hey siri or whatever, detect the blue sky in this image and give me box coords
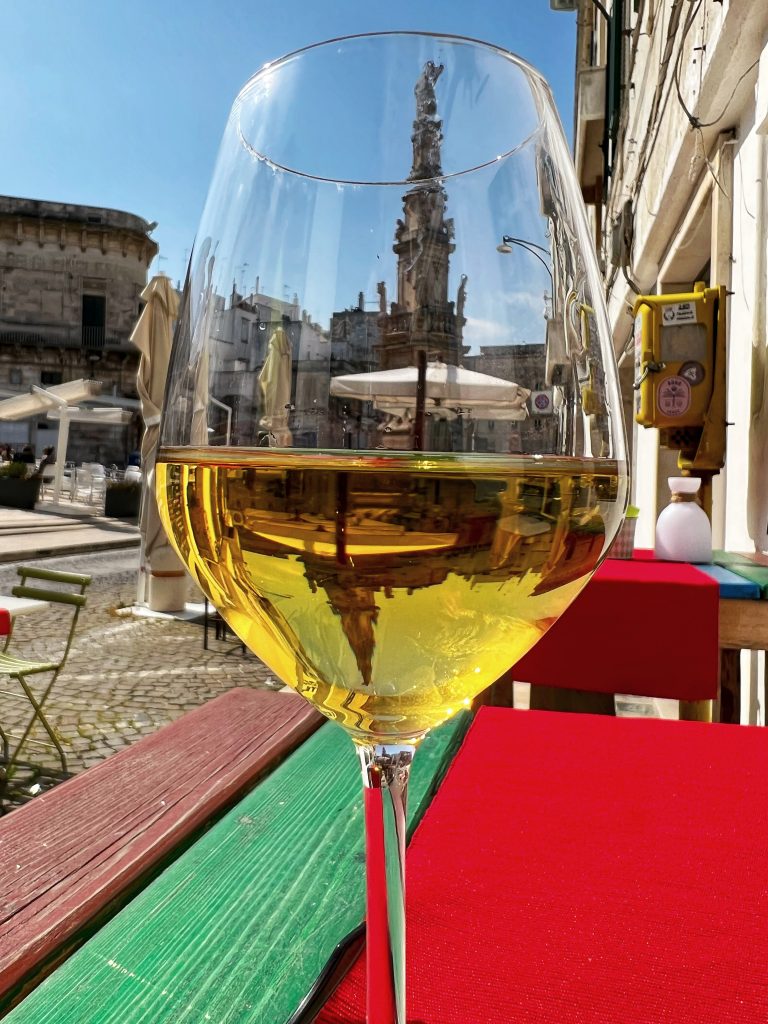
[0,2,576,288]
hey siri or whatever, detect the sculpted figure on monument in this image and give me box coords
[456,275,468,322]
[414,61,444,118]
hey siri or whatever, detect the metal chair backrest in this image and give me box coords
[10,567,92,664]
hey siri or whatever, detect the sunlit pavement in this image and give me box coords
[0,549,278,778]
[0,503,140,563]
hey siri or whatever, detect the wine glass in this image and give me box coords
[157,32,628,1024]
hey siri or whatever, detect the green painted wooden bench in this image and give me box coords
[0,688,321,1015]
[3,711,469,1024]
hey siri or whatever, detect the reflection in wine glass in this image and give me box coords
[156,33,628,1024]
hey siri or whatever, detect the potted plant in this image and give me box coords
[104,478,142,519]
[0,461,41,510]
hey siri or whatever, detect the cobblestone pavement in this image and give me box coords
[0,549,279,778]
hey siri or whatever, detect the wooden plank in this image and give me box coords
[710,556,768,598]
[743,552,768,568]
[719,600,768,650]
[695,563,762,599]
[5,713,470,1024]
[0,688,321,1012]
[713,549,768,569]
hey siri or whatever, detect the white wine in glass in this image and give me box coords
[157,32,628,1024]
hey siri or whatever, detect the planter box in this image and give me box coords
[0,476,41,510]
[104,487,141,519]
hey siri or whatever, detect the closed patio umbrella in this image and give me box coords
[259,325,293,446]
[131,273,186,609]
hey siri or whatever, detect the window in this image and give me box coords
[240,317,249,343]
[81,294,106,349]
[41,371,63,386]
[9,368,22,386]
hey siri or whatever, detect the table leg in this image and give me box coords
[718,648,741,724]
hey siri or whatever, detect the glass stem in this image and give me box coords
[358,743,415,1024]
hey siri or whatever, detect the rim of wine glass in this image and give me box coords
[234,29,554,188]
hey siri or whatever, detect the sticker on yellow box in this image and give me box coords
[657,375,691,416]
[662,301,697,326]
[680,360,706,386]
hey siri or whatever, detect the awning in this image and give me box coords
[46,407,132,425]
[0,380,102,421]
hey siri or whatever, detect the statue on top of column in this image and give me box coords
[409,61,445,182]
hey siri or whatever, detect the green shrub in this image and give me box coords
[0,461,29,479]
[106,479,142,492]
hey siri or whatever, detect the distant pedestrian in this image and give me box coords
[33,446,56,478]
[0,445,12,462]
[13,445,35,465]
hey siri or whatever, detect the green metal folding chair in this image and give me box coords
[0,567,91,785]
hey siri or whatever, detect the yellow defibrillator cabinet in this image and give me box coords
[633,282,726,475]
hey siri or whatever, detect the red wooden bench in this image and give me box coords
[0,687,320,1013]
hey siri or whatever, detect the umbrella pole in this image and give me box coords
[413,350,427,452]
[51,409,70,505]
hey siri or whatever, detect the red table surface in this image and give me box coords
[508,556,719,700]
[320,707,768,1023]
[0,609,9,636]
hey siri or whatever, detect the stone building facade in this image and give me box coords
[0,195,158,463]
[571,1,768,718]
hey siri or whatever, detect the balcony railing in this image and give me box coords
[81,326,106,350]
[0,326,134,351]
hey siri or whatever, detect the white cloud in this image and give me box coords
[464,296,547,350]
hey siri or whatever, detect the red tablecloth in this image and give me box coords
[0,609,9,636]
[508,556,719,700]
[320,707,768,1023]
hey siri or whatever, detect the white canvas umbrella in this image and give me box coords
[46,407,131,425]
[130,274,185,607]
[259,325,293,446]
[0,379,102,422]
[0,380,106,504]
[330,362,530,418]
[189,241,217,446]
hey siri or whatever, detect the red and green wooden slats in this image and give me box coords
[0,688,321,1014]
[5,712,469,1024]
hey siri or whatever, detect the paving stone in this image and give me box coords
[0,548,277,780]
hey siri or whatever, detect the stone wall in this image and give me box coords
[0,195,156,465]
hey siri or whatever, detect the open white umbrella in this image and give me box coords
[0,379,102,421]
[259,325,293,446]
[330,361,530,418]
[0,380,108,503]
[131,274,185,608]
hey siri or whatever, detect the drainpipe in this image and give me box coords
[747,131,768,551]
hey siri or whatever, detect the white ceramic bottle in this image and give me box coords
[654,477,712,563]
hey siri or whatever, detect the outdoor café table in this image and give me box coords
[488,553,722,719]
[0,595,50,620]
[319,706,768,1022]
